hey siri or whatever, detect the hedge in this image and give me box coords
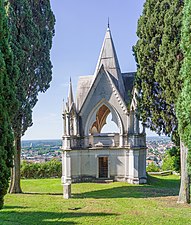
[21,159,62,179]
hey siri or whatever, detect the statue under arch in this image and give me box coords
[61,26,147,198]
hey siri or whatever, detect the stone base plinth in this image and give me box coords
[63,183,71,199]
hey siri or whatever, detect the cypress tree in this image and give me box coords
[8,0,55,193]
[134,0,183,139]
[176,0,191,203]
[133,0,189,203]
[0,0,17,209]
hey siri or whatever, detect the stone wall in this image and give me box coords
[62,148,147,184]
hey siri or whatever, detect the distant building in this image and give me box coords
[61,25,147,198]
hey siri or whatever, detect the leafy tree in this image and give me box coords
[0,0,17,209]
[133,0,187,202]
[8,0,55,193]
[146,162,160,172]
[162,147,180,172]
[176,0,191,204]
[162,154,175,171]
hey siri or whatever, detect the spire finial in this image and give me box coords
[107,17,110,29]
[68,77,74,109]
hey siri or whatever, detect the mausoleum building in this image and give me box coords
[61,25,147,198]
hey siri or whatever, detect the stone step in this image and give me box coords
[94,179,114,183]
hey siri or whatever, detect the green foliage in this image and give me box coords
[146,162,160,172]
[0,0,17,209]
[162,153,175,172]
[169,146,180,172]
[134,0,183,142]
[8,0,55,137]
[162,147,180,172]
[176,0,191,174]
[7,0,55,193]
[21,159,62,179]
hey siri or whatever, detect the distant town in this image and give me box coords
[21,139,62,163]
[21,136,174,167]
[146,136,174,167]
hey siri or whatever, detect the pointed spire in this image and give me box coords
[68,77,74,109]
[94,24,121,80]
[94,24,126,98]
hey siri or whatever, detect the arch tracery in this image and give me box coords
[85,99,123,137]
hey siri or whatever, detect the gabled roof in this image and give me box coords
[105,70,128,114]
[76,75,94,112]
[79,66,128,115]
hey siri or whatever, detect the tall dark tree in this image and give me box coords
[0,0,17,208]
[134,0,183,138]
[8,0,55,193]
[133,0,188,202]
[176,0,191,204]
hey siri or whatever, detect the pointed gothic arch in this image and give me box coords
[90,104,110,134]
[84,99,123,136]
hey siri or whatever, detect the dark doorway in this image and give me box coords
[99,157,108,178]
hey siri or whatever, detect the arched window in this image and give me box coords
[90,105,119,134]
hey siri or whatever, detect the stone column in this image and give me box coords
[124,150,129,181]
[63,136,72,150]
[66,113,70,136]
[128,150,139,184]
[62,150,72,199]
[134,110,139,134]
[128,111,134,134]
[73,116,77,135]
[127,113,131,133]
[138,149,147,184]
[63,113,73,150]
[133,150,139,179]
[63,183,71,199]
[63,114,66,135]
[119,134,123,147]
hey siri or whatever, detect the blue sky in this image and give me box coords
[22,0,158,140]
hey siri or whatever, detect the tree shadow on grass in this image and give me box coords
[73,175,180,199]
[0,210,117,225]
[23,192,63,196]
[3,205,28,209]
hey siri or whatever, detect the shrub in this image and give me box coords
[146,162,160,172]
[162,155,175,171]
[21,159,62,179]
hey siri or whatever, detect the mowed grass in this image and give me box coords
[1,175,191,225]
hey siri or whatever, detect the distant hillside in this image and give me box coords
[21,139,62,148]
[146,136,171,142]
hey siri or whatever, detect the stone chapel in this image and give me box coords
[61,25,147,198]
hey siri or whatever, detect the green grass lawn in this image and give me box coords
[1,175,191,225]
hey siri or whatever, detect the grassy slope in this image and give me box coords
[1,175,191,225]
